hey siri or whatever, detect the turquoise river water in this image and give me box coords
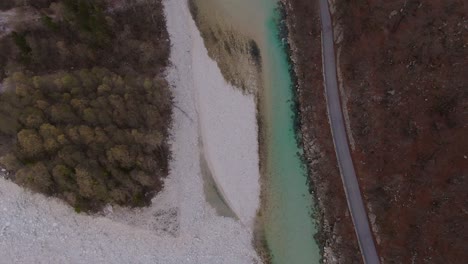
[262,4,321,264]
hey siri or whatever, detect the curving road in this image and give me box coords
[318,0,380,263]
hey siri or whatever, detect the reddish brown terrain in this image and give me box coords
[286,0,467,263]
[335,0,468,263]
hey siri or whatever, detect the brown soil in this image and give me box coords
[283,0,361,263]
[285,0,467,263]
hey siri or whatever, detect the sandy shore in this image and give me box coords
[0,0,261,263]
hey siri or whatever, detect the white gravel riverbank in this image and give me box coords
[0,0,261,263]
[192,15,261,230]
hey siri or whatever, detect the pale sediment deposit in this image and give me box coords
[0,0,261,263]
[193,26,261,228]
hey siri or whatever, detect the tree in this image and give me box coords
[144,105,163,129]
[135,154,158,173]
[57,134,70,145]
[35,99,49,110]
[61,73,80,90]
[39,123,61,138]
[58,145,85,168]
[52,164,75,190]
[70,98,87,111]
[66,126,81,143]
[19,107,44,128]
[107,144,134,169]
[44,138,60,153]
[75,164,94,198]
[0,153,22,171]
[82,108,97,124]
[77,69,97,90]
[32,75,49,90]
[130,169,155,187]
[75,164,108,201]
[17,129,44,158]
[15,162,52,193]
[50,104,78,124]
[78,125,94,144]
[144,131,163,151]
[94,127,109,144]
[97,84,111,95]
[15,83,31,97]
[0,112,19,136]
[97,110,112,126]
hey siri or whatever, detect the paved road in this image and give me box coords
[318,0,380,263]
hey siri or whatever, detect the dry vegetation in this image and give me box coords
[188,0,262,94]
[0,0,172,212]
[335,0,467,262]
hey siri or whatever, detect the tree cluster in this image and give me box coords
[0,0,169,79]
[0,68,171,211]
[0,0,171,211]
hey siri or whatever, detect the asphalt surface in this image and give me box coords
[318,0,380,263]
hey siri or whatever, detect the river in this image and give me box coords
[193,0,322,263]
[261,3,321,264]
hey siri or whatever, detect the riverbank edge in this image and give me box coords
[280,0,361,263]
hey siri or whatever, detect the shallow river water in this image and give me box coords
[261,3,321,264]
